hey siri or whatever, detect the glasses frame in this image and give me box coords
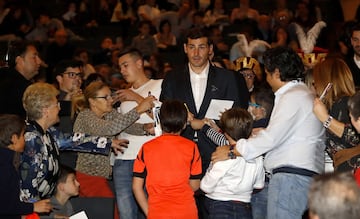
[62,72,83,79]
[248,102,261,108]
[94,95,113,100]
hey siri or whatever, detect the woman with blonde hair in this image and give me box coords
[20,82,61,202]
[313,57,359,172]
[72,81,155,198]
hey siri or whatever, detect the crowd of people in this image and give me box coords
[2,0,360,219]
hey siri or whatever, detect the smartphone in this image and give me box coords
[319,82,333,102]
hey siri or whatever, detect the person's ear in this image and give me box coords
[136,59,143,69]
[273,68,281,79]
[15,55,22,66]
[8,134,19,150]
[183,43,188,54]
[56,75,63,84]
[208,44,214,55]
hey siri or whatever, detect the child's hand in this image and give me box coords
[33,199,51,213]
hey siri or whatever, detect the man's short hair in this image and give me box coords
[184,27,212,45]
[8,41,38,68]
[118,48,143,61]
[263,46,304,82]
[160,100,187,133]
[308,171,360,219]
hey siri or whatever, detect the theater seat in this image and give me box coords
[70,197,115,219]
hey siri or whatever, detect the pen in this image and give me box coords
[184,103,189,112]
[147,91,152,113]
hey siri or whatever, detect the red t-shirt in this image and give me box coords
[133,134,202,219]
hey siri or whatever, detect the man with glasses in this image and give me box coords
[0,41,42,117]
[53,59,83,168]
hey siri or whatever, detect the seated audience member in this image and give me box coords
[133,100,202,219]
[153,19,176,51]
[131,20,157,59]
[308,171,360,219]
[20,83,61,202]
[0,114,51,219]
[48,165,80,218]
[73,48,96,79]
[200,108,264,219]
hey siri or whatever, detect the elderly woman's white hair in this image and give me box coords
[22,82,59,121]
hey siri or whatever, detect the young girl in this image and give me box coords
[0,114,51,219]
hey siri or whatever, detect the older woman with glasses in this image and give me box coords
[72,81,155,198]
[19,82,61,203]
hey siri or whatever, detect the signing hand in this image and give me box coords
[136,96,156,114]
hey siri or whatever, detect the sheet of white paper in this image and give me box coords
[205,99,234,120]
[70,211,88,219]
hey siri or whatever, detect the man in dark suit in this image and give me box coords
[160,27,249,218]
[0,41,42,118]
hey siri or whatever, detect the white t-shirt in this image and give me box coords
[115,79,163,160]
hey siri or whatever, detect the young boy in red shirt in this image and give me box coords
[133,100,202,219]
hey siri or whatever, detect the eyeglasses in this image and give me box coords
[94,95,113,100]
[248,102,261,108]
[62,72,83,79]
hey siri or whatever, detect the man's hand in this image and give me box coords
[114,89,144,103]
[211,145,231,163]
[111,139,129,155]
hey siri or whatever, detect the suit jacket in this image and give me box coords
[0,67,32,118]
[160,63,249,174]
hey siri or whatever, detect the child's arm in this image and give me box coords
[189,179,200,191]
[132,177,148,216]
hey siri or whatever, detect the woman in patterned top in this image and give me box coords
[313,57,359,172]
[20,82,61,203]
[72,81,154,197]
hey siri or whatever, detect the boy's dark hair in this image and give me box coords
[0,114,25,148]
[57,165,76,184]
[263,46,305,82]
[160,100,187,133]
[185,27,212,45]
[252,84,275,119]
[220,108,253,141]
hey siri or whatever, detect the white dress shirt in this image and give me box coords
[236,81,326,173]
[189,62,210,112]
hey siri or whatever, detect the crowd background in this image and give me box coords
[0,0,356,86]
